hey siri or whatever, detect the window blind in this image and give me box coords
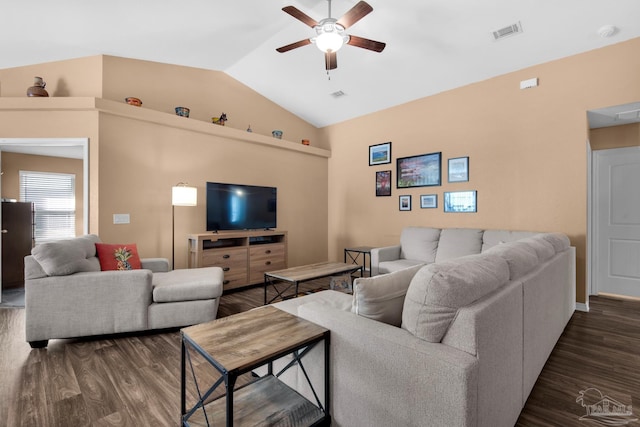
[19,170,76,244]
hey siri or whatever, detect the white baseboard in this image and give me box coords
[575,302,589,312]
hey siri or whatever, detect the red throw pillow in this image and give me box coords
[95,243,142,271]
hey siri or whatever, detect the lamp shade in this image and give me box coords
[172,185,197,206]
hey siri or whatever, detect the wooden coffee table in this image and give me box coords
[181,305,330,426]
[263,261,363,305]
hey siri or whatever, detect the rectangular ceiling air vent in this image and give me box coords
[492,21,523,41]
[330,90,346,98]
[615,109,640,121]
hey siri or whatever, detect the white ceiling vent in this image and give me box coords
[492,22,523,41]
[615,109,640,121]
[331,90,346,98]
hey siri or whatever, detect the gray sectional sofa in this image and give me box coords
[273,227,575,427]
[24,234,223,347]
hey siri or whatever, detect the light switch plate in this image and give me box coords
[113,213,130,224]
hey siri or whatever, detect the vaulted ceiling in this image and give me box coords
[2,1,640,127]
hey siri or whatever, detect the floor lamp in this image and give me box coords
[172,183,197,270]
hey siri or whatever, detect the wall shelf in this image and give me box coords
[0,97,331,158]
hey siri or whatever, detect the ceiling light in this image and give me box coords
[313,19,349,53]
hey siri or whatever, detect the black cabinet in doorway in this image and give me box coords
[2,201,34,289]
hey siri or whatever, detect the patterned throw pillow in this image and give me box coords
[95,243,142,271]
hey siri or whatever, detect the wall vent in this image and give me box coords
[615,109,640,121]
[492,21,523,41]
[330,90,346,98]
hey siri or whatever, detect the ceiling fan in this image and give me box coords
[276,0,386,71]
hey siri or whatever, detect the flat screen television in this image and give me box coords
[206,182,277,232]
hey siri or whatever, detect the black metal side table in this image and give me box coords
[344,246,374,277]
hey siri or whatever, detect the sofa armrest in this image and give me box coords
[25,270,153,342]
[370,245,401,275]
[283,301,478,427]
[141,257,170,273]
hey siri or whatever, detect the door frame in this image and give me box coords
[589,145,640,302]
[0,137,89,297]
[584,140,593,312]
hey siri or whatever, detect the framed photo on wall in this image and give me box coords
[420,194,437,209]
[444,190,477,213]
[369,142,392,166]
[376,170,392,196]
[448,156,469,183]
[399,195,412,211]
[397,152,441,188]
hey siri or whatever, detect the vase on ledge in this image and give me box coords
[26,77,49,97]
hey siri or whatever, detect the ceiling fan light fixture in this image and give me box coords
[313,20,348,52]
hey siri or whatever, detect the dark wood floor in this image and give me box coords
[1,284,639,426]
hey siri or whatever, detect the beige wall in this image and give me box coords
[0,56,328,270]
[101,56,325,149]
[97,112,328,268]
[590,123,640,150]
[1,152,84,235]
[3,38,640,300]
[0,56,103,97]
[324,37,640,304]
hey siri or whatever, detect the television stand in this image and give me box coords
[188,230,288,291]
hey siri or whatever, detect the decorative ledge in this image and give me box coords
[0,97,331,159]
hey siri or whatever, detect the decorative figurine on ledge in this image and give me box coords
[27,76,49,97]
[212,113,227,126]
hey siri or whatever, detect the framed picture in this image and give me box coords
[397,152,441,188]
[376,170,392,196]
[448,156,469,183]
[399,195,412,211]
[444,190,477,213]
[420,194,437,209]
[369,142,392,166]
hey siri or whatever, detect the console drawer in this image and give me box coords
[249,244,286,283]
[202,247,248,289]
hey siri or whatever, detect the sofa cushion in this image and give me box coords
[153,267,223,302]
[378,258,426,274]
[95,243,142,271]
[539,233,570,253]
[518,236,555,262]
[484,241,539,280]
[481,230,539,252]
[31,234,102,276]
[402,253,510,343]
[351,264,424,327]
[434,228,484,263]
[399,227,441,263]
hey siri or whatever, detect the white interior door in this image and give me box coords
[594,146,640,297]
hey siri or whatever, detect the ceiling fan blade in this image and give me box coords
[276,39,312,53]
[325,51,337,70]
[282,6,319,28]
[347,35,386,52]
[336,1,373,29]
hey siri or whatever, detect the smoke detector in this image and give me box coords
[597,25,618,38]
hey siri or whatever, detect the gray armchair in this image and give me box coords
[25,235,223,348]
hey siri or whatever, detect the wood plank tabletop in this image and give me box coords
[265,261,361,282]
[181,306,328,373]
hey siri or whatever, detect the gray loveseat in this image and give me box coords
[272,227,575,427]
[24,234,223,348]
